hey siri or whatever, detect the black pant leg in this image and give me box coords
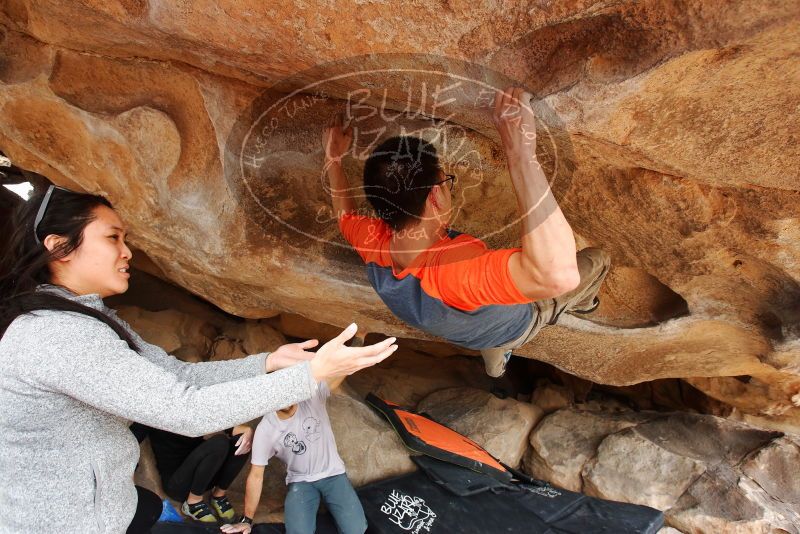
[164,434,229,501]
[126,486,162,534]
[210,434,250,490]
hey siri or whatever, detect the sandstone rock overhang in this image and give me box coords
[0,1,798,427]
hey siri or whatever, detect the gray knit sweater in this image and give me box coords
[0,286,316,534]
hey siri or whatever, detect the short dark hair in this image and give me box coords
[363,136,441,231]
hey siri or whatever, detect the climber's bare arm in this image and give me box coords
[494,88,580,300]
[323,113,356,218]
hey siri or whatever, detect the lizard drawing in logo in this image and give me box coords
[380,490,437,533]
[283,432,307,455]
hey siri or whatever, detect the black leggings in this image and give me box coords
[163,434,249,502]
[127,485,162,534]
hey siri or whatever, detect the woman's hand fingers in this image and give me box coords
[298,339,319,350]
[347,344,398,374]
[312,320,396,372]
[310,330,398,381]
[331,323,358,346]
[358,344,399,368]
[349,343,398,373]
[348,336,396,357]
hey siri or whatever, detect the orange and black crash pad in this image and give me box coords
[365,393,513,482]
[364,393,664,533]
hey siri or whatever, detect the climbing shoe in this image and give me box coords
[182,500,217,523]
[481,348,513,378]
[211,495,236,522]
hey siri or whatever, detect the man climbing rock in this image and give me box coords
[323,87,610,377]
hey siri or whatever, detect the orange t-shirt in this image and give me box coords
[339,214,531,311]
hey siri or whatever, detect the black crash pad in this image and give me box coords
[357,465,664,534]
[149,514,340,534]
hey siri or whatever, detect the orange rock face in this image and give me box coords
[1,2,798,428]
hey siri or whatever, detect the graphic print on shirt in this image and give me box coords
[380,489,437,533]
[283,432,307,455]
[303,417,321,442]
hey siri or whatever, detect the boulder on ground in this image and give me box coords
[529,405,798,533]
[582,427,707,510]
[523,408,650,491]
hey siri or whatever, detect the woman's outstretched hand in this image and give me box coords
[310,323,397,382]
[265,339,319,373]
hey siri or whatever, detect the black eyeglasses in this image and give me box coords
[435,174,457,192]
[33,184,72,245]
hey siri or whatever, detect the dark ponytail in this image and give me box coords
[0,186,139,351]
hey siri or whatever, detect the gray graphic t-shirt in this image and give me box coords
[251,381,346,484]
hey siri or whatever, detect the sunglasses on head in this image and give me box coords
[33,184,73,245]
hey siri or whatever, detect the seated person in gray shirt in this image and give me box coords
[220,375,365,534]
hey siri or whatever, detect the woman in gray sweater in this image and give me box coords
[0,185,397,534]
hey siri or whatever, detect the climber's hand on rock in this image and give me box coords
[266,339,319,372]
[310,323,397,381]
[493,87,537,159]
[323,112,353,164]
